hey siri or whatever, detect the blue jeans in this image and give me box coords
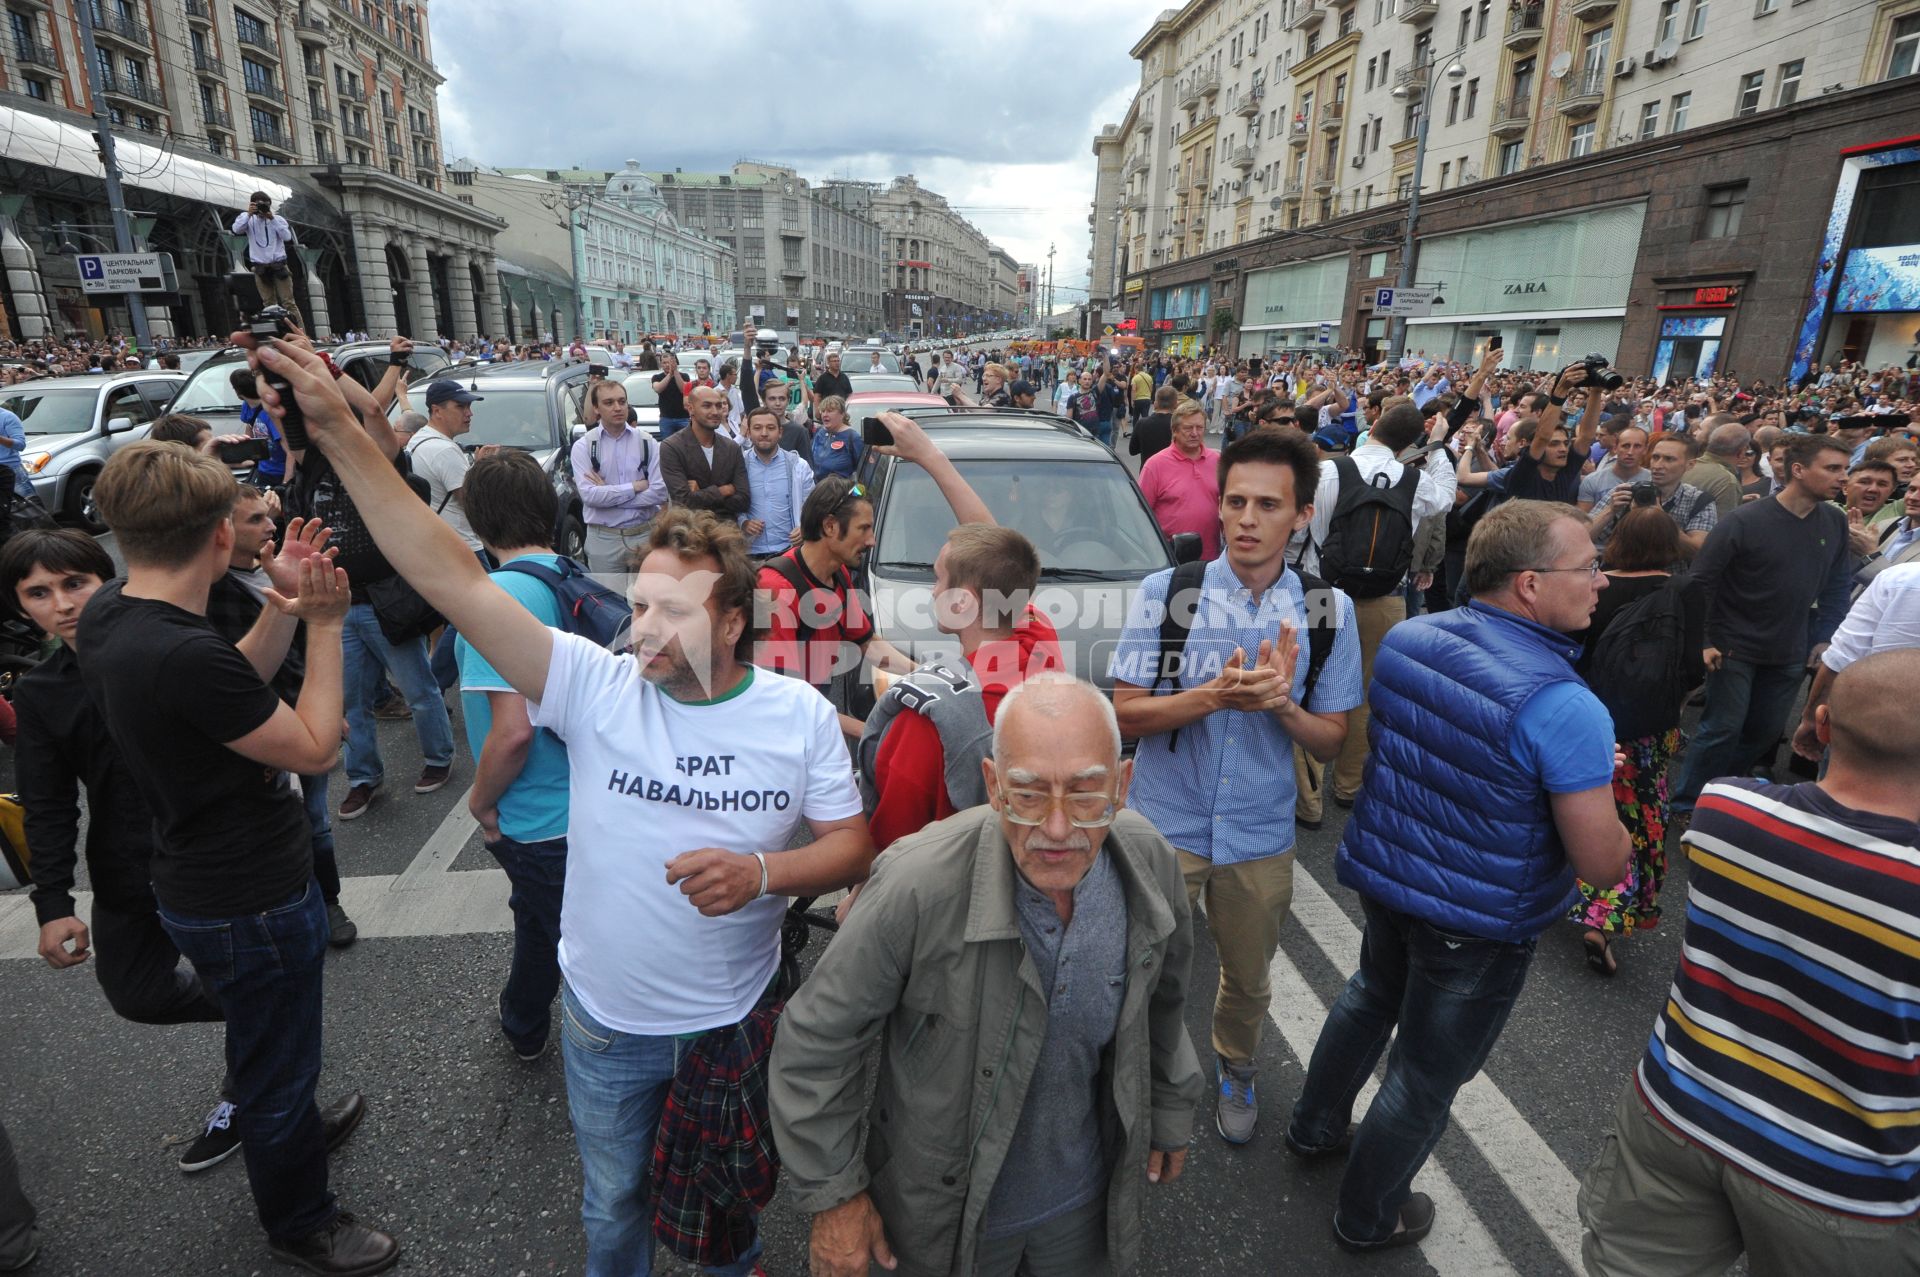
[658,416,689,439]
[560,983,762,1277]
[1094,418,1114,447]
[488,835,567,1055]
[158,881,335,1243]
[1669,656,1804,812]
[342,601,454,791]
[1288,894,1536,1245]
[300,772,339,904]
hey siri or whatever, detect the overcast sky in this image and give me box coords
[433,0,1167,312]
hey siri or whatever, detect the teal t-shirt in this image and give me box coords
[456,554,571,842]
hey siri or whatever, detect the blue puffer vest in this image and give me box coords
[1335,602,1588,942]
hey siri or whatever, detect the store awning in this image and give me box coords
[1,104,292,208]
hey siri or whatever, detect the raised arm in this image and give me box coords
[874,412,991,526]
[248,335,556,700]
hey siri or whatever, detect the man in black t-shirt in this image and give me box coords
[83,440,400,1275]
[807,350,852,416]
[1455,362,1601,506]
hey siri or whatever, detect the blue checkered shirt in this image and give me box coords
[1109,559,1364,863]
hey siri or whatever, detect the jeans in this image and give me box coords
[299,772,340,905]
[89,898,224,1026]
[488,835,567,1055]
[560,983,762,1277]
[1094,419,1114,447]
[658,416,689,439]
[1288,894,1537,1245]
[342,601,454,791]
[158,881,335,1243]
[1669,657,1804,811]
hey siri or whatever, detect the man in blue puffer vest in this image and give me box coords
[1285,499,1633,1254]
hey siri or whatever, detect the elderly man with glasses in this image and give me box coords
[771,674,1203,1277]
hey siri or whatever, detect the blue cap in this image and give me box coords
[425,379,482,408]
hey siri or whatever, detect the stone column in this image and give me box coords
[447,247,477,341]
[480,254,505,340]
[406,236,438,340]
[1,225,54,340]
[293,243,332,340]
[350,218,397,335]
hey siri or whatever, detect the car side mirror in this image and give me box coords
[106,416,135,434]
[1170,532,1203,565]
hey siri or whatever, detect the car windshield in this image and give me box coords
[849,350,900,373]
[2,387,97,435]
[877,459,1168,578]
[619,375,660,407]
[170,358,248,414]
[463,389,556,450]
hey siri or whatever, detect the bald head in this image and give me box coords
[1825,648,1920,776]
[1707,423,1751,458]
[992,674,1121,767]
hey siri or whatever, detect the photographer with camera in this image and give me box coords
[1584,431,1716,559]
[232,192,303,330]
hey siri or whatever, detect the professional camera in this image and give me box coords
[1631,482,1659,507]
[247,304,307,450]
[1582,352,1625,392]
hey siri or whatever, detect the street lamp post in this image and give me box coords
[73,0,153,353]
[1386,49,1468,365]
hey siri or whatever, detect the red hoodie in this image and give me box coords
[866,610,1065,851]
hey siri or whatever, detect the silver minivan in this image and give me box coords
[5,372,186,530]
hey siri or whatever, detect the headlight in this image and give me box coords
[23,452,51,474]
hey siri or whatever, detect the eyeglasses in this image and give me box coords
[1523,560,1603,578]
[997,785,1119,829]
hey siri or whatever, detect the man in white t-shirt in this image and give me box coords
[254,333,875,1277]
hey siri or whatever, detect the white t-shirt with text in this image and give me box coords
[527,633,862,1035]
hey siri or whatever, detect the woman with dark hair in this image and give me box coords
[1567,505,1706,975]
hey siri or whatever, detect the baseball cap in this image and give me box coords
[424,379,483,408]
[1009,379,1037,398]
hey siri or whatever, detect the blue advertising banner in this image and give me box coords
[1833,245,1920,314]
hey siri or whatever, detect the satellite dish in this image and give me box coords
[1654,36,1680,61]
[1548,51,1573,79]
[1269,197,1283,210]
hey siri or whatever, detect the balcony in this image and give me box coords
[1127,195,1147,215]
[15,39,59,70]
[1554,69,1606,115]
[1289,117,1311,147]
[1568,0,1617,17]
[243,78,285,105]
[100,74,164,108]
[236,26,279,58]
[295,12,330,42]
[1397,0,1438,22]
[1281,177,1305,200]
[780,264,807,280]
[1124,153,1148,179]
[90,10,151,49]
[778,224,803,239]
[252,121,295,153]
[1285,0,1326,30]
[338,78,365,102]
[201,103,231,129]
[1234,89,1263,118]
[184,0,210,22]
[1320,101,1345,131]
[1311,172,1336,193]
[192,49,223,77]
[1228,144,1255,171]
[1491,95,1531,135]
[343,119,370,141]
[1503,5,1544,49]
[1178,67,1219,109]
[1393,63,1429,98]
[304,56,325,80]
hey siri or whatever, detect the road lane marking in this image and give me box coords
[393,785,480,890]
[1287,865,1584,1273]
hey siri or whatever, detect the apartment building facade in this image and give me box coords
[0,0,503,341]
[829,174,1017,339]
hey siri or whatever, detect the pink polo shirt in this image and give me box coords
[1139,444,1221,559]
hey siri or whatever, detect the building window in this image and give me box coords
[1371,116,1382,150]
[1476,0,1490,37]
[1438,159,1452,187]
[24,78,47,100]
[1890,14,1920,79]
[1447,84,1461,124]
[1775,58,1802,105]
[1684,0,1708,39]
[1669,91,1691,131]
[1639,100,1661,137]
[1568,121,1596,157]
[1755,0,1776,12]
[1365,56,1376,90]
[1701,182,1746,237]
[1339,6,1355,35]
[1735,70,1764,115]
[1498,139,1524,174]
[1465,77,1478,116]
[1656,0,1680,42]
[1458,6,1472,46]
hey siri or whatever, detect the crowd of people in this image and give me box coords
[0,308,1914,1277]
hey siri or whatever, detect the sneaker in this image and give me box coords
[511,1036,550,1063]
[266,1211,400,1276]
[1215,1057,1258,1145]
[0,1235,38,1272]
[339,784,379,821]
[1285,1120,1355,1161]
[178,1100,242,1173]
[413,764,452,795]
[1333,1191,1436,1254]
[326,903,357,949]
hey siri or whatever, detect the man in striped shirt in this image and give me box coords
[1581,647,1920,1274]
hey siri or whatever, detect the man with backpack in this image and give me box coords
[571,379,666,572]
[1111,428,1363,1147]
[1298,402,1457,812]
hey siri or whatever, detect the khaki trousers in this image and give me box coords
[583,522,650,573]
[1579,1085,1920,1277]
[1178,849,1295,1067]
[1330,591,1406,803]
[1294,744,1324,825]
[250,263,304,329]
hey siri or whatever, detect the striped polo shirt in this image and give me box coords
[1635,778,1920,1218]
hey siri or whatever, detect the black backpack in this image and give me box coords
[1587,575,1691,742]
[1315,456,1420,599]
[1150,559,1339,751]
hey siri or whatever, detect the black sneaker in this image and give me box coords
[178,1100,242,1173]
[326,903,357,949]
[266,1211,400,1276]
